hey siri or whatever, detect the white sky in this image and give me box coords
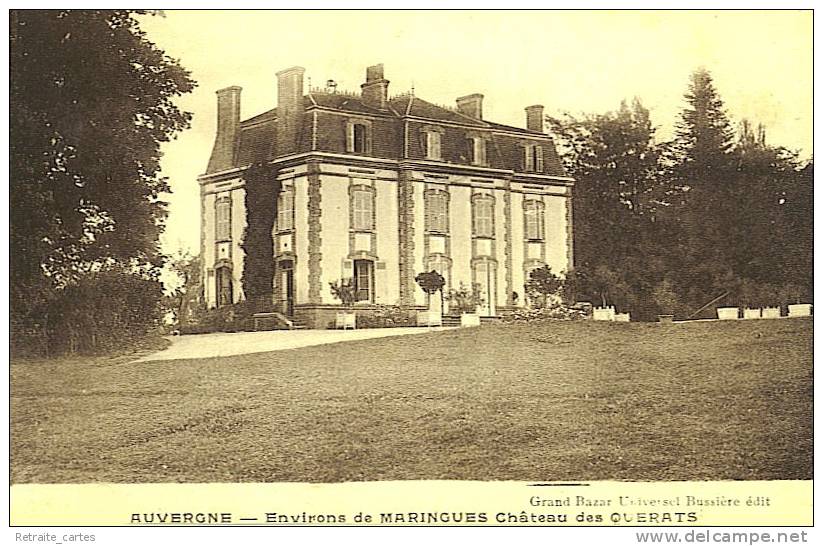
[137,10,812,257]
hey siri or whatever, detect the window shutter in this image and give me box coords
[365,126,372,155]
[424,192,432,232]
[536,146,544,172]
[467,138,474,164]
[345,122,354,152]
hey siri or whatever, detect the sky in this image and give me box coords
[137,10,813,257]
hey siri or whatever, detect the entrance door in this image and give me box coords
[280,261,294,317]
[475,261,496,316]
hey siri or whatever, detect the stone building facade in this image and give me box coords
[198,64,574,327]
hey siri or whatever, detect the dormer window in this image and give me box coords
[524,143,544,172]
[346,119,372,154]
[421,126,444,160]
[467,135,487,166]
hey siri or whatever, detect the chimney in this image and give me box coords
[276,66,305,157]
[361,63,389,109]
[206,86,242,172]
[456,94,484,119]
[525,104,545,133]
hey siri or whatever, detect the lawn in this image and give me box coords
[10,318,812,483]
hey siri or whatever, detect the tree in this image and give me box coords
[10,10,195,331]
[415,270,446,310]
[549,99,671,320]
[525,265,563,308]
[164,251,201,327]
[240,162,281,312]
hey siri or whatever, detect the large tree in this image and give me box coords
[549,99,671,318]
[10,10,195,321]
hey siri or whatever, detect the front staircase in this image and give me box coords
[252,312,306,331]
[441,315,502,327]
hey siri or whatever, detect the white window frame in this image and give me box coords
[215,198,231,241]
[426,130,442,160]
[277,188,294,232]
[351,188,374,231]
[473,196,494,238]
[427,191,448,233]
[524,199,545,240]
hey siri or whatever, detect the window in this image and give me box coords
[216,266,233,307]
[352,188,374,231]
[215,198,231,241]
[473,196,494,238]
[426,191,449,233]
[425,131,442,160]
[277,189,294,231]
[468,137,487,166]
[347,121,371,154]
[524,199,545,240]
[524,144,544,172]
[354,259,373,303]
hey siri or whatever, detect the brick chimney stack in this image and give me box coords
[276,66,306,157]
[456,94,484,119]
[525,104,545,133]
[361,64,389,110]
[206,86,242,173]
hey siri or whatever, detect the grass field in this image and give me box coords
[11,318,812,483]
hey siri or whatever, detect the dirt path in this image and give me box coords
[136,327,455,361]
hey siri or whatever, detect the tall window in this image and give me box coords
[215,198,231,241]
[216,266,233,307]
[354,260,373,303]
[467,136,487,166]
[352,188,374,230]
[425,130,442,160]
[524,199,545,240]
[426,191,449,233]
[524,144,544,172]
[277,189,294,231]
[473,196,494,238]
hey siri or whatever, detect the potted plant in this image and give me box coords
[782,283,812,317]
[329,278,357,329]
[446,282,484,327]
[653,279,678,323]
[415,271,445,327]
[737,278,762,319]
[587,265,625,321]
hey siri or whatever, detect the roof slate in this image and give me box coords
[208,90,567,178]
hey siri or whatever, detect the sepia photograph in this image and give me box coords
[8,8,812,531]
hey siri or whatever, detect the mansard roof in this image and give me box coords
[215,91,567,178]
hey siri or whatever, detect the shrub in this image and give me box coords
[503,301,587,322]
[355,305,415,328]
[12,265,166,356]
[446,282,484,314]
[329,278,357,306]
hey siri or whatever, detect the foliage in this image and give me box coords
[549,67,812,321]
[12,265,165,357]
[163,251,201,327]
[503,302,587,323]
[240,162,280,312]
[525,265,564,308]
[355,306,415,329]
[652,279,679,315]
[179,301,255,335]
[329,278,357,306]
[415,270,446,295]
[10,10,195,325]
[446,282,484,314]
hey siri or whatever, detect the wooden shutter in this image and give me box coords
[535,146,544,172]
